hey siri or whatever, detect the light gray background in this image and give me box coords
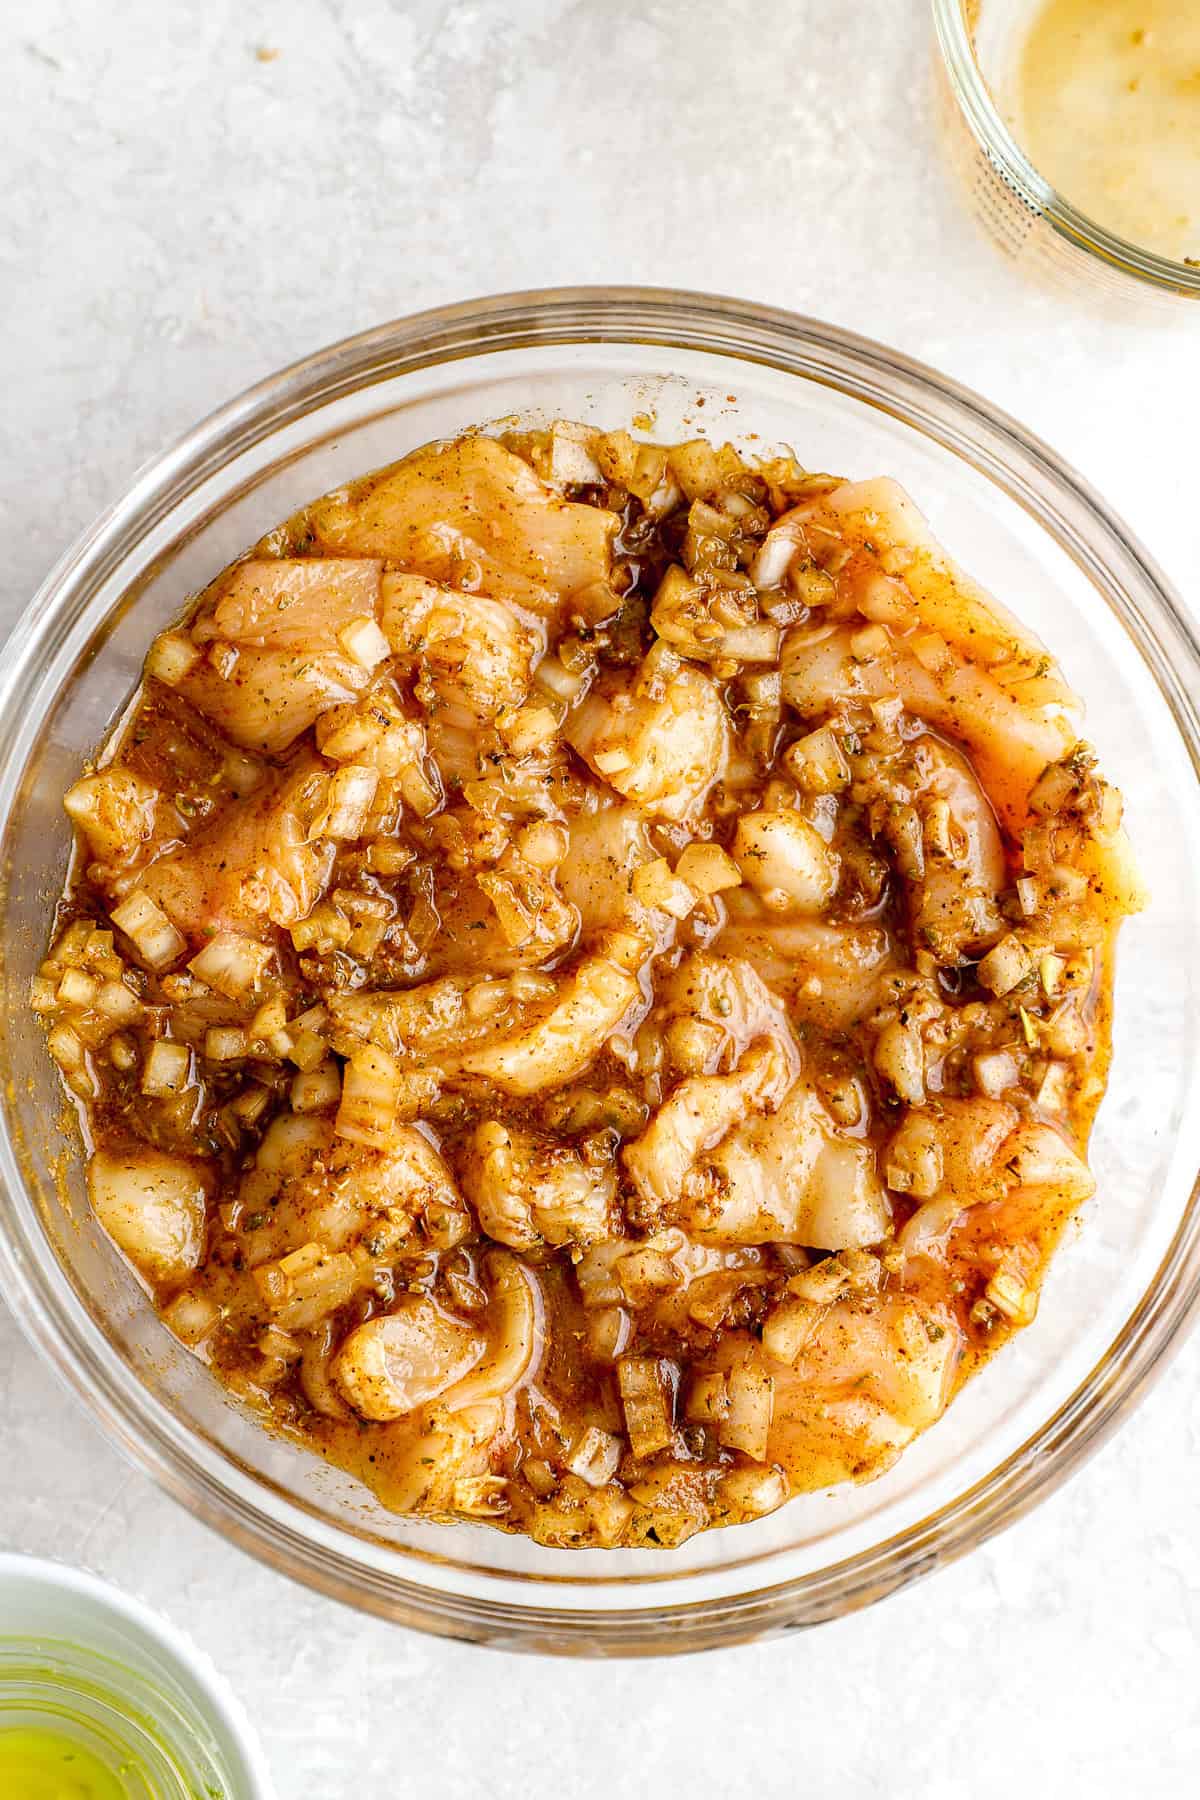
[3,3,1198,1795]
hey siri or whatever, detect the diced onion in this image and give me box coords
[57,968,98,1008]
[141,1040,191,1096]
[337,616,391,671]
[985,1269,1039,1327]
[29,976,59,1014]
[587,1305,632,1362]
[884,1111,943,1199]
[1036,1061,1071,1114]
[786,1257,850,1305]
[162,1289,220,1345]
[230,1084,271,1124]
[145,631,202,686]
[111,890,186,972]
[912,631,953,673]
[719,623,780,663]
[250,994,288,1039]
[396,761,441,817]
[367,839,416,875]
[716,1463,788,1518]
[719,1354,774,1462]
[335,1044,402,1148]
[533,656,585,702]
[566,1426,623,1489]
[204,1026,248,1062]
[630,858,697,919]
[1039,953,1066,997]
[497,703,561,756]
[593,747,633,776]
[47,1022,87,1072]
[750,529,801,590]
[783,725,851,795]
[313,765,379,840]
[849,623,890,660]
[977,934,1033,997]
[287,1028,329,1072]
[684,1370,729,1424]
[674,842,742,895]
[1015,875,1040,916]
[291,1060,342,1113]
[873,1019,926,1106]
[617,1354,674,1459]
[189,931,273,999]
[972,1048,1018,1098]
[616,1247,681,1305]
[96,979,141,1024]
[762,1296,822,1366]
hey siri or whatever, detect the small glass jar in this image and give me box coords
[0,1556,274,1798]
[932,0,1200,312]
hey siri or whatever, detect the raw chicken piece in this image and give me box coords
[88,1146,213,1286]
[558,803,655,935]
[781,620,1073,835]
[460,1121,619,1250]
[715,900,895,1032]
[731,807,840,912]
[235,1114,469,1270]
[760,1294,962,1486]
[677,1077,891,1250]
[623,1041,794,1215]
[168,558,384,753]
[334,1300,487,1422]
[457,952,644,1095]
[566,646,729,823]
[380,572,544,723]
[139,754,336,938]
[305,436,618,615]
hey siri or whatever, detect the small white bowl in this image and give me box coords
[0,1552,276,1798]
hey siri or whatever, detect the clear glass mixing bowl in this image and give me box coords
[2,288,1199,1655]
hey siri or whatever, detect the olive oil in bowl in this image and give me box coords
[0,1726,130,1800]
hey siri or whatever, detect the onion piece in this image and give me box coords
[566,1426,623,1489]
[616,1354,675,1458]
[335,1044,403,1149]
[337,616,391,671]
[312,764,379,840]
[141,1040,191,1097]
[719,1351,774,1461]
[110,890,186,972]
[188,931,273,1000]
[146,630,202,686]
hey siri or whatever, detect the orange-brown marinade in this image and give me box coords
[33,423,1144,1548]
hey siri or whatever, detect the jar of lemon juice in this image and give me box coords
[933,0,1200,309]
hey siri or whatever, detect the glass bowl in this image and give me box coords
[932,0,1200,311]
[2,288,1200,1656]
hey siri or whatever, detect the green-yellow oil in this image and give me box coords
[0,1726,130,1800]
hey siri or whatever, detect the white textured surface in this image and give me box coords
[2,2,1199,1794]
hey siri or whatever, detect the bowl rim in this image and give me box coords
[930,0,1200,298]
[3,285,1200,1654]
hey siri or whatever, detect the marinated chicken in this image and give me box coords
[35,422,1144,1548]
